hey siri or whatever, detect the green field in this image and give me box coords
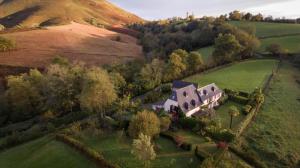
[0,136,97,168]
[259,35,300,53]
[77,131,200,168]
[215,101,245,130]
[197,46,214,64]
[230,21,300,38]
[185,59,278,92]
[242,62,300,168]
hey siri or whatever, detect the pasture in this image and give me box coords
[259,35,300,53]
[230,21,300,38]
[0,136,97,168]
[242,62,300,168]
[197,46,214,64]
[185,59,278,92]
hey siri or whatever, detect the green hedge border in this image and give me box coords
[56,134,119,168]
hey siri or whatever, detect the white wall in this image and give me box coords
[163,99,178,112]
[185,107,201,117]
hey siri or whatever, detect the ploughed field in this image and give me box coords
[0,22,143,67]
[185,59,278,92]
[241,62,300,168]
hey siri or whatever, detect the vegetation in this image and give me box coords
[128,110,160,139]
[228,106,240,129]
[0,36,15,52]
[0,136,98,168]
[131,133,156,168]
[185,59,278,92]
[241,62,300,168]
[260,35,300,54]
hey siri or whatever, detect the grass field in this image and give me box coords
[197,46,214,64]
[78,131,200,168]
[0,136,97,168]
[215,101,245,130]
[241,62,300,168]
[259,35,300,53]
[230,21,300,38]
[185,59,278,92]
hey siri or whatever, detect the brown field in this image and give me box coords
[0,22,144,67]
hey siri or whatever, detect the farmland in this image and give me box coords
[259,35,300,53]
[230,21,300,38]
[197,46,214,64]
[185,59,278,92]
[0,136,98,168]
[241,62,300,168]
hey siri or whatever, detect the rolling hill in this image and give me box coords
[0,0,143,28]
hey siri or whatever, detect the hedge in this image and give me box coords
[229,95,249,104]
[229,145,267,168]
[195,146,211,161]
[56,134,119,168]
[178,117,198,129]
[160,132,194,151]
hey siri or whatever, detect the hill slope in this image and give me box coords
[0,0,143,28]
[0,22,143,67]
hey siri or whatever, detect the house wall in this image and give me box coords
[163,99,178,112]
[185,107,201,117]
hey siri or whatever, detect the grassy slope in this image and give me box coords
[197,46,214,64]
[0,136,97,168]
[78,131,200,168]
[230,21,300,38]
[185,59,278,92]
[259,35,300,53]
[0,0,143,28]
[242,62,300,168]
[216,101,244,130]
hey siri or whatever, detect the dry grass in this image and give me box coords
[0,22,143,67]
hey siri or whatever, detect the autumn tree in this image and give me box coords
[228,106,240,129]
[187,51,204,73]
[0,36,15,52]
[136,59,164,91]
[109,72,126,95]
[164,52,187,81]
[128,110,160,139]
[213,34,242,64]
[160,116,171,132]
[79,67,117,117]
[266,43,287,57]
[229,10,242,21]
[131,133,156,168]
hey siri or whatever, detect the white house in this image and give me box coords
[152,81,223,117]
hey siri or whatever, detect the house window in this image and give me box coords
[183,102,189,110]
[191,99,196,106]
[183,91,188,97]
[203,90,207,95]
[211,86,215,92]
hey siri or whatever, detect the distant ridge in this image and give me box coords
[0,0,143,28]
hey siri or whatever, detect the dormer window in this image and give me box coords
[191,99,196,106]
[183,91,188,97]
[211,87,215,92]
[203,90,207,95]
[183,102,189,110]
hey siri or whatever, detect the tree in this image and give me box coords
[128,110,160,139]
[136,59,164,91]
[160,116,171,132]
[0,24,5,31]
[243,13,253,21]
[252,13,264,21]
[0,36,15,52]
[187,51,204,73]
[131,133,156,168]
[228,106,240,129]
[109,72,126,95]
[164,52,187,81]
[79,67,117,117]
[213,34,242,64]
[229,10,242,21]
[266,43,287,57]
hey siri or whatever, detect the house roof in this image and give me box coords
[172,80,198,90]
[198,83,222,101]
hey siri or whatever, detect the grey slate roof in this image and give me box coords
[172,80,198,90]
[197,83,222,101]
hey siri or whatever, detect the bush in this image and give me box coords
[195,146,210,161]
[224,88,238,95]
[0,36,16,52]
[143,91,162,104]
[160,84,172,93]
[239,91,250,98]
[242,105,252,115]
[230,95,249,104]
[160,116,171,132]
[209,129,235,143]
[0,24,5,31]
[178,117,198,129]
[56,134,119,168]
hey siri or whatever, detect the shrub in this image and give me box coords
[195,146,210,161]
[208,129,235,143]
[160,116,171,132]
[0,36,16,52]
[224,88,238,95]
[230,95,249,104]
[242,105,252,115]
[160,84,172,93]
[56,134,119,168]
[239,91,250,98]
[0,24,5,31]
[178,117,198,129]
[143,91,162,104]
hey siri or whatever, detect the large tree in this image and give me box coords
[79,67,117,117]
[128,110,160,139]
[187,51,204,74]
[213,34,242,64]
[229,10,242,21]
[164,52,187,81]
[131,133,156,168]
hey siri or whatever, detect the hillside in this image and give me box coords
[0,22,143,67]
[0,0,143,28]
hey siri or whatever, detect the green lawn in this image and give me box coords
[215,101,245,130]
[0,136,97,168]
[77,131,200,168]
[185,59,278,92]
[197,46,214,64]
[259,35,300,53]
[242,62,300,168]
[230,21,300,38]
[173,130,207,144]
